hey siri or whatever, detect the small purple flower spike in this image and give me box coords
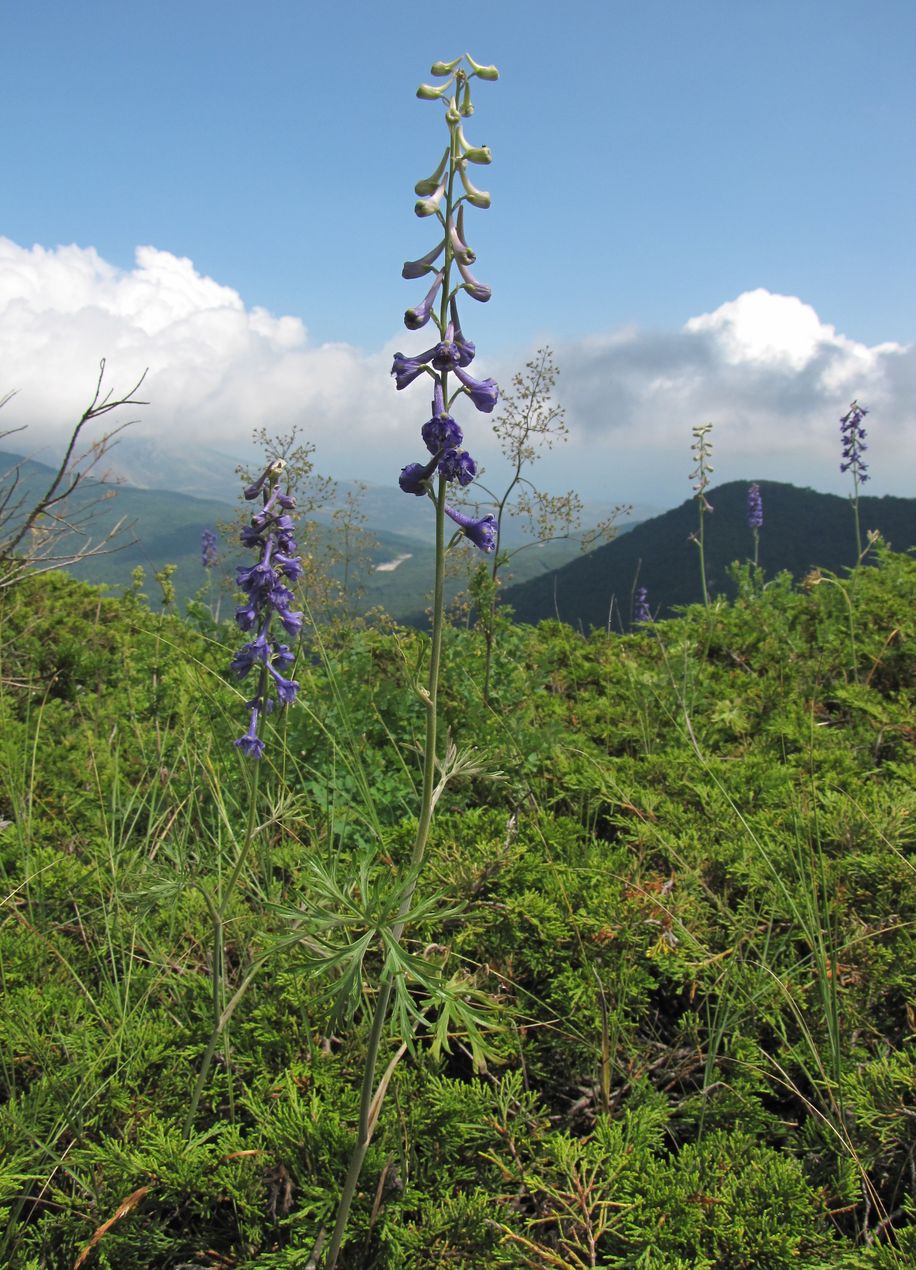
[445,504,497,552]
[230,466,302,757]
[633,586,652,625]
[839,401,870,482]
[746,483,763,530]
[201,528,219,569]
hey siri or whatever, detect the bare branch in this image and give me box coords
[0,361,148,589]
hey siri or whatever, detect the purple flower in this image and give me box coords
[449,298,476,367]
[456,257,491,302]
[454,364,499,413]
[276,605,303,638]
[230,466,304,757]
[266,661,299,705]
[392,348,437,390]
[201,528,219,569]
[445,504,497,552]
[399,452,440,496]
[421,384,463,453]
[230,629,271,677]
[234,709,266,760]
[634,587,652,625]
[431,339,461,373]
[404,270,445,330]
[840,401,869,483]
[401,238,445,279]
[439,449,477,486]
[746,483,763,530]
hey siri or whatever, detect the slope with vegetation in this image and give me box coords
[0,544,913,1266]
[502,480,916,628]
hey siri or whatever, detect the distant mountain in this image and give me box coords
[501,480,916,630]
[1,447,638,619]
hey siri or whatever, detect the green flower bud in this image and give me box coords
[457,161,491,209]
[445,97,461,125]
[465,54,499,81]
[459,81,474,116]
[417,83,448,100]
[414,146,449,197]
[430,57,462,76]
[457,124,491,165]
[415,173,447,217]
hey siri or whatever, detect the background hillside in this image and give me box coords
[0,448,633,618]
[502,480,916,629]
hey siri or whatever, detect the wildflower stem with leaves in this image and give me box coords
[324,54,500,1268]
[839,400,869,562]
[689,423,714,606]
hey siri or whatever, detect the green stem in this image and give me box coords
[324,93,463,1267]
[183,758,260,1138]
[697,502,709,607]
[851,475,863,565]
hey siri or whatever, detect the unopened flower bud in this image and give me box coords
[415,173,447,217]
[404,270,445,330]
[414,147,449,197]
[430,57,462,76]
[417,83,448,100]
[465,55,499,80]
[402,238,445,279]
[457,124,492,164]
[448,218,475,265]
[459,81,474,116]
[457,161,491,208]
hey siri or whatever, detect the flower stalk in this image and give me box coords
[839,400,870,562]
[689,423,714,606]
[324,55,499,1268]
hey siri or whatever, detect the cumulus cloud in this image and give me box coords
[554,289,914,501]
[0,238,416,479]
[1,238,912,505]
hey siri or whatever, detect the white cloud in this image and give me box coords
[553,289,914,501]
[0,237,913,505]
[0,237,415,477]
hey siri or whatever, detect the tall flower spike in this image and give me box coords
[634,587,652,625]
[839,401,869,482]
[395,55,498,530]
[201,528,219,569]
[746,483,763,529]
[230,467,302,758]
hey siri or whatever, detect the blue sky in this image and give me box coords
[2,0,914,506]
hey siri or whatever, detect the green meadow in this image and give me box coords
[0,542,912,1266]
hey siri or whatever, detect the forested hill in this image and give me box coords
[501,480,916,629]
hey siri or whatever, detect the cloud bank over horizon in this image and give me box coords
[1,237,913,505]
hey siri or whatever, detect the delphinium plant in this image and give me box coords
[839,399,869,562]
[688,422,714,605]
[183,458,303,1134]
[633,585,652,625]
[200,527,221,619]
[319,54,502,1267]
[746,482,762,568]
